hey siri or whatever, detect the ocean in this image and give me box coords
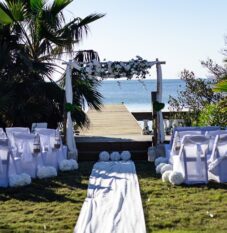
[98,79,185,112]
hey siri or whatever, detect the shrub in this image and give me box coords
[198,99,227,128]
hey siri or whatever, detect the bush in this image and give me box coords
[198,99,227,128]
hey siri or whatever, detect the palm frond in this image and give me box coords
[51,0,72,16]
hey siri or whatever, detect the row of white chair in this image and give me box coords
[0,127,71,188]
[165,127,227,184]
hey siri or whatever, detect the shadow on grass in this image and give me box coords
[0,161,95,203]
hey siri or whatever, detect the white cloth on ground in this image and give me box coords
[74,161,146,233]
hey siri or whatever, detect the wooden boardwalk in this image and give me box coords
[79,104,143,137]
[77,104,152,161]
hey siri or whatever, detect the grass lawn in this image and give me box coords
[0,161,227,233]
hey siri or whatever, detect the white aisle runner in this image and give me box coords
[74,161,146,233]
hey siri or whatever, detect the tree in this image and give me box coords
[168,68,223,126]
[0,0,104,127]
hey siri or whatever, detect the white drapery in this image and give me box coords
[65,60,78,160]
[156,61,165,144]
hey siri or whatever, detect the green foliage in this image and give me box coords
[0,0,104,127]
[213,80,227,92]
[168,69,223,125]
[198,100,227,128]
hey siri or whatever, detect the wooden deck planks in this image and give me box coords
[79,104,142,136]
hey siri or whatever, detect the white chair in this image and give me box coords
[31,122,48,132]
[0,141,10,187]
[35,128,66,169]
[200,126,220,133]
[13,132,41,178]
[172,135,209,184]
[168,130,203,164]
[6,127,30,149]
[165,127,201,160]
[205,130,227,158]
[0,129,7,140]
[208,134,227,183]
[0,128,5,135]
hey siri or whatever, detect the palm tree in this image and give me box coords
[0,0,104,127]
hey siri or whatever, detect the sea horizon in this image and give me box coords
[98,79,185,112]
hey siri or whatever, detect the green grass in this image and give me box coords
[1,161,227,233]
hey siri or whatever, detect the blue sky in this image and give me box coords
[65,0,227,78]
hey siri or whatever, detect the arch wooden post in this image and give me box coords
[154,58,166,145]
[151,91,157,146]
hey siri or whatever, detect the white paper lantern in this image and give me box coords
[110,151,121,161]
[155,163,166,174]
[169,171,184,185]
[99,151,110,161]
[160,164,173,175]
[162,170,172,182]
[121,151,131,161]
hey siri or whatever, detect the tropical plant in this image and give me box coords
[0,0,104,127]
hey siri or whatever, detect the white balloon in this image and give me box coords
[154,157,168,166]
[169,171,184,185]
[160,164,173,175]
[162,170,172,182]
[121,151,131,161]
[99,151,110,161]
[110,151,121,161]
[155,163,166,174]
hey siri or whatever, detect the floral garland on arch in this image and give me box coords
[75,56,156,79]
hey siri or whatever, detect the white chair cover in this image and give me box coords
[13,133,41,178]
[168,130,203,164]
[170,127,201,146]
[0,131,7,140]
[35,128,66,169]
[0,142,10,187]
[172,135,209,184]
[201,126,220,132]
[0,128,5,135]
[31,122,48,132]
[6,127,30,149]
[208,134,227,183]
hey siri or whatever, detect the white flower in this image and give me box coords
[9,173,31,187]
[37,166,57,179]
[162,170,172,182]
[121,151,131,161]
[99,151,110,161]
[92,60,99,66]
[169,171,184,185]
[160,164,173,175]
[156,163,167,174]
[85,67,92,75]
[59,159,78,171]
[125,64,131,71]
[154,157,168,166]
[110,151,121,161]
